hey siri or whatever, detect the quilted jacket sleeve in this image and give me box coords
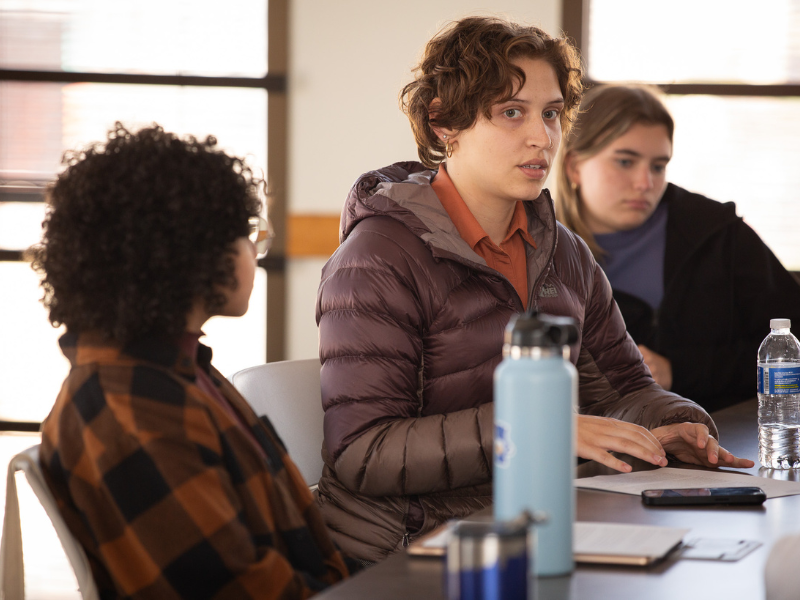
[577,257,719,438]
[316,219,493,498]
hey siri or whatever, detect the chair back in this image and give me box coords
[0,444,100,600]
[230,358,324,486]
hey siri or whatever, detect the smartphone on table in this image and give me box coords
[641,486,766,506]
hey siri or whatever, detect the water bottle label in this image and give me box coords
[494,421,517,468]
[759,365,800,395]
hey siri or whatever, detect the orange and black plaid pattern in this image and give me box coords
[40,332,349,599]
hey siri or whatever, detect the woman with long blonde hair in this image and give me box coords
[556,84,800,410]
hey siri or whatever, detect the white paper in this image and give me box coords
[678,537,761,561]
[575,467,800,499]
[574,522,688,557]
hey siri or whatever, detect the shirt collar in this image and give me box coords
[431,165,536,250]
[59,331,213,379]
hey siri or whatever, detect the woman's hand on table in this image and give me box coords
[577,415,669,473]
[637,344,672,390]
[651,422,755,469]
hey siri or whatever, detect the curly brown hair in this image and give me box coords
[30,123,263,343]
[400,16,584,168]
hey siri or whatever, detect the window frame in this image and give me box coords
[0,0,289,430]
[562,0,800,95]
[561,0,800,284]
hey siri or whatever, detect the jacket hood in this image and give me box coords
[340,161,556,270]
[663,182,741,289]
[664,183,739,245]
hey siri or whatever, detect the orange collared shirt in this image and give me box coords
[432,166,536,309]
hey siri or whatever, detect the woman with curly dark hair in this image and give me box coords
[314,16,753,562]
[32,123,350,598]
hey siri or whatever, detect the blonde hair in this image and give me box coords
[555,84,674,258]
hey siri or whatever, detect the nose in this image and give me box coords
[527,117,552,150]
[633,166,654,191]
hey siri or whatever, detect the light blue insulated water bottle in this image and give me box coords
[494,312,578,577]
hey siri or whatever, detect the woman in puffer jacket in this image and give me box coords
[315,16,754,563]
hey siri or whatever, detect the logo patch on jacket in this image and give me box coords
[539,283,558,298]
[494,421,516,468]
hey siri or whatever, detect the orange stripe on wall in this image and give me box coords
[286,214,341,258]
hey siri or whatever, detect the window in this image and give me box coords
[0,0,287,425]
[563,0,800,270]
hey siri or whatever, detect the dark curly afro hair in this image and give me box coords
[30,122,263,343]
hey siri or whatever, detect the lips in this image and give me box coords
[518,159,549,180]
[519,159,549,169]
[623,199,651,210]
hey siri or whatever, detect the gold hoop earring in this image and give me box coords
[443,135,453,158]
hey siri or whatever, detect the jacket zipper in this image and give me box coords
[529,190,558,312]
[402,532,410,548]
[480,192,559,312]
[421,191,558,313]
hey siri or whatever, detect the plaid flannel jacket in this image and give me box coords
[40,332,349,599]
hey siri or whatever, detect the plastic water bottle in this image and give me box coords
[758,318,800,469]
[494,312,578,577]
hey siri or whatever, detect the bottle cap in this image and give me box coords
[771,318,791,329]
[504,312,579,348]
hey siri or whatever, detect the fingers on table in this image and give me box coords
[579,417,666,468]
[719,446,756,468]
[600,433,667,467]
[578,444,633,473]
[586,449,633,473]
[702,435,720,465]
[693,424,709,450]
[603,418,664,453]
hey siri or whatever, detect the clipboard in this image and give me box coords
[406,525,452,557]
[573,540,683,566]
[408,521,689,566]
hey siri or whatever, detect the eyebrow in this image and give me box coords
[614,149,672,162]
[497,97,565,107]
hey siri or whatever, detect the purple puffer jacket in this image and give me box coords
[316,161,715,562]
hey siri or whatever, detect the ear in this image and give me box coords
[564,152,581,187]
[428,98,458,142]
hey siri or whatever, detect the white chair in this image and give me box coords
[230,358,325,488]
[0,444,100,600]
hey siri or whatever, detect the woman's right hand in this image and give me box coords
[577,415,669,472]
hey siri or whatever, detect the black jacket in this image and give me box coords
[612,183,800,412]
